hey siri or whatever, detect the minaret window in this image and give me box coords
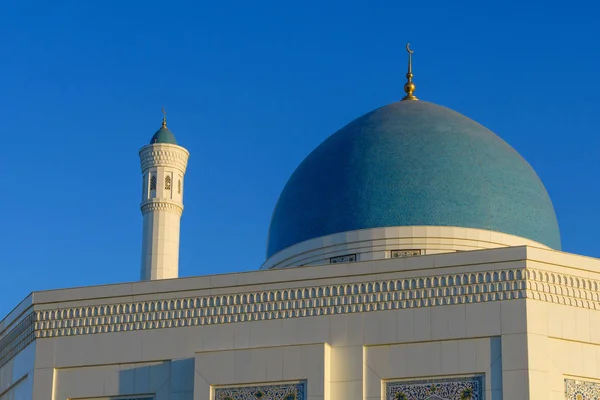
[165,176,171,190]
[150,175,157,191]
[178,180,181,194]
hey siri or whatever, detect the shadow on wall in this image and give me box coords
[489,337,503,400]
[113,341,503,399]
[119,358,194,399]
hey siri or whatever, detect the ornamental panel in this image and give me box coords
[330,254,356,264]
[114,398,153,400]
[88,397,153,400]
[391,249,422,258]
[214,382,306,400]
[386,375,483,400]
[565,378,600,399]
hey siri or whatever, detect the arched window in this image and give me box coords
[165,176,171,190]
[178,180,181,194]
[150,175,157,191]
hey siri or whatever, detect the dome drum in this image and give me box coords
[261,225,551,270]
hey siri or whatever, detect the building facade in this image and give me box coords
[1,51,599,400]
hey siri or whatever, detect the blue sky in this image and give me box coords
[1,0,599,316]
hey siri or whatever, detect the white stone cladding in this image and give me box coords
[139,143,189,280]
[1,246,600,400]
[262,225,551,270]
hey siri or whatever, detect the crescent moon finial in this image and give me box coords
[401,42,418,101]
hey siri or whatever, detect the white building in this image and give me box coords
[1,50,599,400]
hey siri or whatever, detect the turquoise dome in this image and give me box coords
[267,100,560,258]
[150,127,177,144]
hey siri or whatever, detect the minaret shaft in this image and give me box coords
[139,142,189,280]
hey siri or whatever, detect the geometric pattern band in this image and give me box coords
[33,268,528,338]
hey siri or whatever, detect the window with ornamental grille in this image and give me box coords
[178,179,181,194]
[391,249,422,258]
[150,175,157,191]
[165,176,171,190]
[112,398,154,400]
[330,254,357,264]
[214,382,306,400]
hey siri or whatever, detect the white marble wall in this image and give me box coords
[2,246,599,399]
[521,299,600,400]
[364,337,502,400]
[261,226,551,270]
[27,297,527,399]
[0,342,34,400]
[141,208,183,280]
[195,344,329,400]
[52,359,194,400]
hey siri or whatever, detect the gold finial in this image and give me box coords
[161,108,167,128]
[402,43,418,101]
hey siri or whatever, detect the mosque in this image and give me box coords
[1,45,600,400]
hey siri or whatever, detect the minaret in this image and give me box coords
[139,110,190,280]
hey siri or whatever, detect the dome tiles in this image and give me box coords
[266,100,561,259]
[150,126,177,145]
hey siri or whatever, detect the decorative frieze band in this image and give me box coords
[32,269,527,338]
[525,268,600,308]
[139,147,189,173]
[140,200,183,216]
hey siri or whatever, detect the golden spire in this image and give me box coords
[402,43,418,101]
[161,108,167,128]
